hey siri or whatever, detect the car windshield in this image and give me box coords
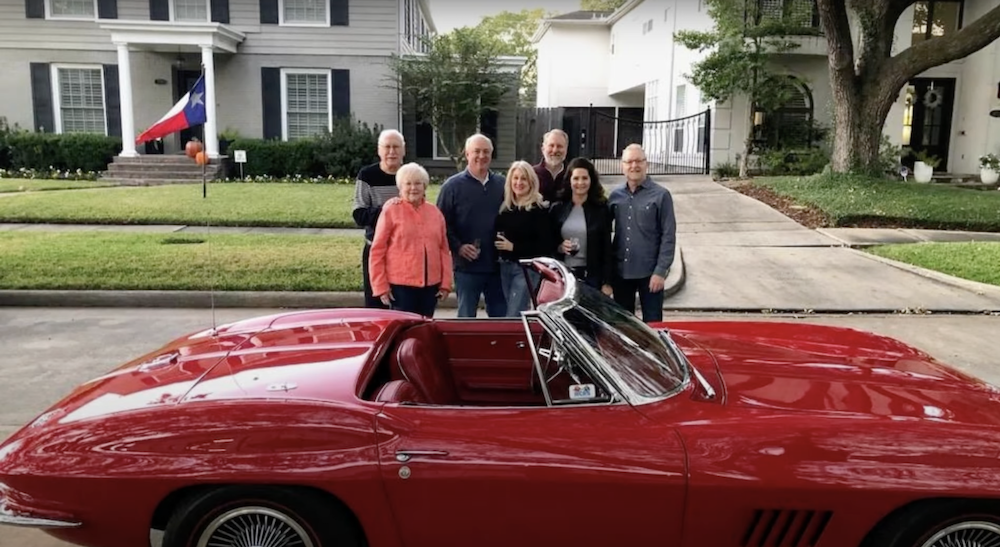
[557,283,689,400]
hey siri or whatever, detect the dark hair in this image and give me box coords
[558,157,605,204]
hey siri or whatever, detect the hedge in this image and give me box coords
[0,119,122,173]
[227,118,381,179]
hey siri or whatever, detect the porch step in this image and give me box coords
[101,154,227,185]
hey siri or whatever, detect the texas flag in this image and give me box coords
[135,75,207,144]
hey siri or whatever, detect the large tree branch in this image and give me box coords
[816,0,856,83]
[887,4,1000,91]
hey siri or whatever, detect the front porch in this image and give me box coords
[98,20,246,159]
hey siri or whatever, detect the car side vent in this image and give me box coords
[742,509,832,547]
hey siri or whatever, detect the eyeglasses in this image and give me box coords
[622,159,646,165]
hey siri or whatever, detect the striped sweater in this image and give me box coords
[352,162,400,243]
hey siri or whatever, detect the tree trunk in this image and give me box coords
[829,77,898,174]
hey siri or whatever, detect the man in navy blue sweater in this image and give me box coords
[436,134,507,318]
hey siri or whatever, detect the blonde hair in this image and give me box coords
[501,161,545,212]
[395,162,429,189]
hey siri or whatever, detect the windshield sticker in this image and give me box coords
[569,384,596,400]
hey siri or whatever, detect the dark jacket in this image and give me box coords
[494,204,557,262]
[550,199,614,288]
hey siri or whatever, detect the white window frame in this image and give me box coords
[169,0,211,22]
[278,0,330,27]
[51,64,107,136]
[45,0,97,20]
[280,68,332,141]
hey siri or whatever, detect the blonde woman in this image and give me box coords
[368,162,452,317]
[492,160,557,316]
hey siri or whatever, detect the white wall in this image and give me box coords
[535,25,614,107]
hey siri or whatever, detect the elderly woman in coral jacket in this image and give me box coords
[368,162,453,317]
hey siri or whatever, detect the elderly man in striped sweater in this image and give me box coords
[352,129,406,308]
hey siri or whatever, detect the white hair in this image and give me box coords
[543,129,568,144]
[395,162,429,188]
[379,129,405,146]
[464,133,494,152]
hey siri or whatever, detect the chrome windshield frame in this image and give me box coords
[520,257,691,407]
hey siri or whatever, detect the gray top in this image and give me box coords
[560,203,587,268]
[607,177,677,279]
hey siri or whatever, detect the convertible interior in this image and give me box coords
[358,316,610,407]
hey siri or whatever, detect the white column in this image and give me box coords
[116,42,138,157]
[201,45,219,158]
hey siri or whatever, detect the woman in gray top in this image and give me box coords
[549,157,614,296]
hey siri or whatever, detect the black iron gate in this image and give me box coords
[582,107,712,176]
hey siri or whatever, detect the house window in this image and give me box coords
[47,0,96,18]
[282,70,330,140]
[912,0,963,43]
[52,66,106,135]
[753,77,814,149]
[281,0,328,25]
[172,0,208,21]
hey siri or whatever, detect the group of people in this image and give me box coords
[352,128,677,323]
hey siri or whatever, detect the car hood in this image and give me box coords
[20,310,417,429]
[672,321,1000,425]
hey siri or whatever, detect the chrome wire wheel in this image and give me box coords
[919,521,1000,547]
[196,506,315,547]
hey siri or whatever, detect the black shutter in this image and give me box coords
[480,108,499,159]
[149,0,168,20]
[332,69,350,118]
[30,63,54,133]
[25,0,44,18]
[260,0,278,24]
[210,0,229,23]
[103,65,121,137]
[330,0,347,25]
[261,67,282,139]
[415,121,433,158]
[97,0,117,18]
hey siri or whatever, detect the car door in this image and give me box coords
[374,402,687,547]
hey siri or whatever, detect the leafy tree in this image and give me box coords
[816,0,1000,174]
[676,0,804,178]
[388,28,511,170]
[474,9,549,105]
[579,0,626,11]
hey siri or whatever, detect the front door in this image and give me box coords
[903,78,956,171]
[175,69,204,148]
[375,402,687,546]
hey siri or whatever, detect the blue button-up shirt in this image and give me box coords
[608,177,677,279]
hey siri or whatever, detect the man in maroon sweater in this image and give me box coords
[533,129,568,203]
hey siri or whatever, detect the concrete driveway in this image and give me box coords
[655,176,1000,312]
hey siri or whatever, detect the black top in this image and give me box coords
[493,204,558,262]
[550,199,615,287]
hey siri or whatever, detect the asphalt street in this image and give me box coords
[2,307,1000,547]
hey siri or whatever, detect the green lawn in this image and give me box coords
[0,232,368,291]
[868,242,1000,287]
[755,174,1000,231]
[0,183,442,227]
[0,178,116,193]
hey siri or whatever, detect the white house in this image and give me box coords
[0,0,523,177]
[534,0,1000,176]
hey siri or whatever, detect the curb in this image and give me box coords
[0,247,687,309]
[849,247,1000,299]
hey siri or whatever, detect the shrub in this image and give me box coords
[5,131,121,173]
[759,148,829,176]
[0,117,20,170]
[227,118,381,179]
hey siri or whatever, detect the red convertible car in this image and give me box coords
[3,257,1000,547]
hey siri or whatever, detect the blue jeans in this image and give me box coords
[612,275,664,323]
[454,271,506,318]
[500,261,541,317]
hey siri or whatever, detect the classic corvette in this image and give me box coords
[3,258,1000,547]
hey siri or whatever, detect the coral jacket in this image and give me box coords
[369,197,454,296]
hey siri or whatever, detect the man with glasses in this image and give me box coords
[607,144,677,323]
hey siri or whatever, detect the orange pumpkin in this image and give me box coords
[195,151,209,166]
[185,139,203,158]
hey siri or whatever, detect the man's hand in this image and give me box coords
[458,244,480,261]
[601,284,613,297]
[649,274,665,293]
